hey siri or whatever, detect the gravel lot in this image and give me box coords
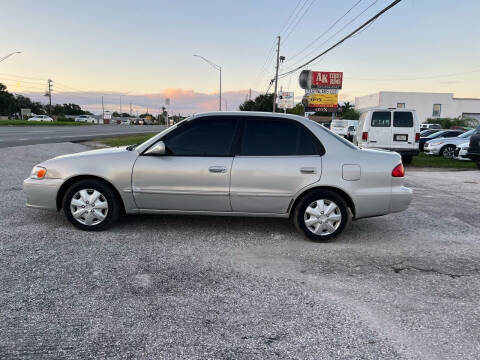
[1,143,479,359]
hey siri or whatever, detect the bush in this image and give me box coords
[56,115,71,122]
[426,116,478,129]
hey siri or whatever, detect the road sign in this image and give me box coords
[277,91,294,109]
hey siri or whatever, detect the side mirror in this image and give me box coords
[145,141,166,156]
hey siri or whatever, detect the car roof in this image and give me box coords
[190,111,313,127]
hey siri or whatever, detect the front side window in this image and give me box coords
[371,111,391,127]
[163,117,237,156]
[240,118,320,156]
[393,112,413,127]
[432,104,441,117]
[444,131,461,138]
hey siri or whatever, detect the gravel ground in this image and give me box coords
[1,143,479,359]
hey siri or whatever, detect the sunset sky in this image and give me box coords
[1,0,479,115]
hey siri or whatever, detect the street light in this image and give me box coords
[0,51,22,63]
[193,54,222,111]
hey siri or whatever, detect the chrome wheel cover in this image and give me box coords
[70,189,108,226]
[443,146,455,159]
[304,199,342,236]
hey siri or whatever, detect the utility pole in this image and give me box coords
[47,79,52,115]
[119,95,122,114]
[101,96,104,125]
[272,36,281,113]
[249,88,252,101]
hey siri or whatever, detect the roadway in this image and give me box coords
[0,125,166,148]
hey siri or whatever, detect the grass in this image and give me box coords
[408,153,477,169]
[96,133,157,147]
[0,120,92,126]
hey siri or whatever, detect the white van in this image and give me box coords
[331,119,358,137]
[354,108,420,163]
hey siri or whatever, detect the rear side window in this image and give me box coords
[393,112,413,127]
[371,111,391,127]
[240,118,320,156]
[444,131,461,138]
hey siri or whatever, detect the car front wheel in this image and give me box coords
[63,179,121,231]
[441,145,456,159]
[294,190,349,242]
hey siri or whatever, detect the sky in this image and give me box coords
[1,0,479,115]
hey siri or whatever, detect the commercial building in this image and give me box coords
[355,91,480,123]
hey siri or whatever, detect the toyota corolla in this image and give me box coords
[23,112,413,241]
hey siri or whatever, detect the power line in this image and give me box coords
[285,0,364,64]
[278,0,304,37]
[273,0,402,81]
[280,0,378,74]
[282,0,316,43]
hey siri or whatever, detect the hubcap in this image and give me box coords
[304,199,342,236]
[70,189,108,226]
[443,146,454,158]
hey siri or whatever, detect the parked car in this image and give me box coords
[28,115,53,122]
[420,129,441,137]
[120,118,131,125]
[466,125,480,168]
[23,112,413,241]
[330,119,358,137]
[454,142,470,161]
[419,130,464,152]
[424,129,475,158]
[75,115,96,123]
[354,108,420,163]
[420,123,441,131]
[345,125,356,142]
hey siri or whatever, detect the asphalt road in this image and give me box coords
[1,143,479,359]
[0,125,165,148]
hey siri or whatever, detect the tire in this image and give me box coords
[62,179,121,231]
[293,190,349,242]
[440,145,455,159]
[402,155,413,164]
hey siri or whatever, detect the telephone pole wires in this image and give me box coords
[272,36,281,113]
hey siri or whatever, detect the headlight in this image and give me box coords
[30,166,47,179]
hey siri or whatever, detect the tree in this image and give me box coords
[239,93,281,112]
[0,83,16,116]
[340,101,360,120]
[286,103,305,116]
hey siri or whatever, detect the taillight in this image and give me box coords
[362,131,368,141]
[392,163,405,177]
[415,133,420,142]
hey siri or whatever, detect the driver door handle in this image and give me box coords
[209,166,227,173]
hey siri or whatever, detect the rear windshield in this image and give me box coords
[331,120,347,127]
[371,111,391,127]
[393,112,413,127]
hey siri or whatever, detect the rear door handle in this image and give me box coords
[209,166,227,173]
[300,167,316,174]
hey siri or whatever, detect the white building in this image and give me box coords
[355,91,480,123]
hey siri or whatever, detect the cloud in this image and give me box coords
[20,88,258,115]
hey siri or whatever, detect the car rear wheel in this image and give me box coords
[294,190,349,242]
[441,145,455,159]
[63,179,121,231]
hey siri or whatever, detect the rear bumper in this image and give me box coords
[466,150,480,162]
[393,149,420,156]
[390,186,413,213]
[23,178,63,210]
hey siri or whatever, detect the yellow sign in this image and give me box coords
[303,93,338,107]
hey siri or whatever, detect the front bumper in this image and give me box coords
[390,186,413,213]
[23,178,63,210]
[423,144,441,155]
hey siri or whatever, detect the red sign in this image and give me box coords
[311,71,343,89]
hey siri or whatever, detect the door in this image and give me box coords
[368,111,392,148]
[392,111,415,150]
[132,116,238,211]
[230,117,322,214]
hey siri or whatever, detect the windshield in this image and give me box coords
[459,129,474,138]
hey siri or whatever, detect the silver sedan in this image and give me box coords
[23,112,413,241]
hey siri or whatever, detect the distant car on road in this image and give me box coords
[75,115,96,123]
[345,125,356,142]
[424,129,475,158]
[330,119,358,138]
[354,108,420,163]
[28,115,53,122]
[23,112,413,241]
[419,130,464,152]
